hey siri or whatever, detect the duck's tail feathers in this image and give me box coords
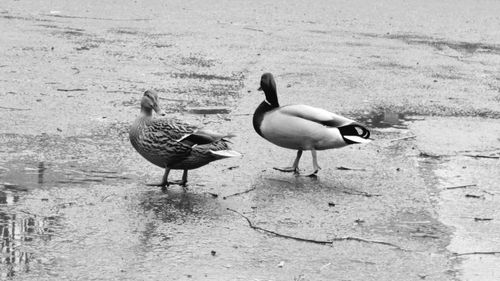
[339,124,371,144]
[222,133,237,139]
[210,150,242,158]
[222,133,236,139]
[221,133,237,144]
[343,135,371,144]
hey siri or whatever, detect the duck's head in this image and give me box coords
[140,90,164,116]
[258,72,279,107]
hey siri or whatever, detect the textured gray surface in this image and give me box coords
[1,0,499,280]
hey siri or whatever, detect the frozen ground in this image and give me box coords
[1,0,499,280]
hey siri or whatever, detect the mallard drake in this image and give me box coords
[252,73,371,176]
[130,90,241,190]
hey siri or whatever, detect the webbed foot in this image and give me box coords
[145,182,169,192]
[146,182,168,187]
[169,180,188,187]
[273,167,300,175]
[305,169,319,177]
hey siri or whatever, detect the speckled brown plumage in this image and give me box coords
[129,90,240,188]
[130,116,232,170]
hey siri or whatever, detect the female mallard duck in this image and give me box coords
[130,90,241,189]
[253,73,371,176]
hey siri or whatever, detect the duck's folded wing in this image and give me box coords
[151,117,235,146]
[150,118,197,136]
[178,129,236,146]
[280,104,370,142]
[148,118,198,147]
[279,104,356,128]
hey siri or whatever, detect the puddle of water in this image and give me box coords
[139,189,223,224]
[437,165,500,280]
[1,161,48,191]
[358,110,410,129]
[0,157,133,278]
[0,189,59,278]
[411,118,500,280]
[0,160,131,191]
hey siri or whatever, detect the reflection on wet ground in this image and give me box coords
[2,0,500,278]
[358,110,410,129]
[410,118,500,280]
[0,154,132,278]
[0,107,495,281]
[139,189,223,224]
[1,161,130,190]
[1,211,32,278]
[0,116,491,280]
[0,189,58,278]
[0,162,43,278]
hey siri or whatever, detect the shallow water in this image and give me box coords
[411,118,500,280]
[357,110,422,129]
[0,125,453,280]
[2,0,500,279]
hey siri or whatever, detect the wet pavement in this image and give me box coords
[1,0,500,280]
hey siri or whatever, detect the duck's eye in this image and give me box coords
[145,94,158,103]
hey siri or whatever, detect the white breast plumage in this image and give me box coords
[253,73,371,176]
